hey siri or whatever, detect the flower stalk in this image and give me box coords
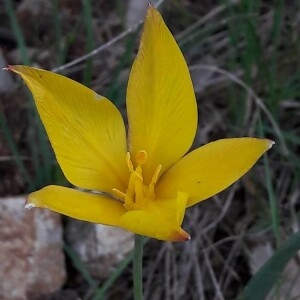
[133,235,144,300]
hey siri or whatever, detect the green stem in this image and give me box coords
[133,235,144,300]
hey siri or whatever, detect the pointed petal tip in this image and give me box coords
[2,65,13,71]
[25,202,36,210]
[3,65,24,74]
[26,191,48,209]
[266,139,275,149]
[25,195,37,210]
[172,229,190,242]
[146,2,158,17]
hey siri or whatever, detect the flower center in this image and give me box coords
[112,150,162,210]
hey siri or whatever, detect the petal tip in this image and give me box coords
[26,191,47,209]
[172,228,190,242]
[25,195,37,210]
[25,202,36,210]
[2,65,13,71]
[3,65,23,74]
[146,2,159,17]
[267,139,275,149]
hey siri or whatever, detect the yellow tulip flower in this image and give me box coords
[7,6,273,241]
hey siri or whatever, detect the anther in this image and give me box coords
[136,150,148,165]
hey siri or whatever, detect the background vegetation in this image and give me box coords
[1,0,300,299]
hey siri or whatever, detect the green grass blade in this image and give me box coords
[258,116,280,248]
[264,153,280,247]
[64,243,97,288]
[3,0,30,65]
[91,237,148,300]
[268,0,284,115]
[0,113,32,185]
[51,0,64,65]
[4,0,54,187]
[91,251,134,300]
[239,231,300,300]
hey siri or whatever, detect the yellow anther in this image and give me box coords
[151,164,162,184]
[136,150,148,165]
[112,188,126,200]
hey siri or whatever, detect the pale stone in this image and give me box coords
[0,196,65,300]
[66,220,134,278]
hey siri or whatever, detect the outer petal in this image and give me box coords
[118,192,190,242]
[27,185,127,225]
[9,65,128,192]
[126,6,197,184]
[156,138,274,207]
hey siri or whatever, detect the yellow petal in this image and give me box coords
[118,193,190,241]
[151,192,188,226]
[156,138,274,207]
[27,185,127,225]
[9,65,128,192]
[126,6,197,184]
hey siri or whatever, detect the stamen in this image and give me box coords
[112,188,126,200]
[135,165,143,181]
[136,150,148,165]
[151,164,162,184]
[134,177,144,205]
[126,151,143,180]
[147,165,161,200]
[115,151,162,210]
[126,152,134,171]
